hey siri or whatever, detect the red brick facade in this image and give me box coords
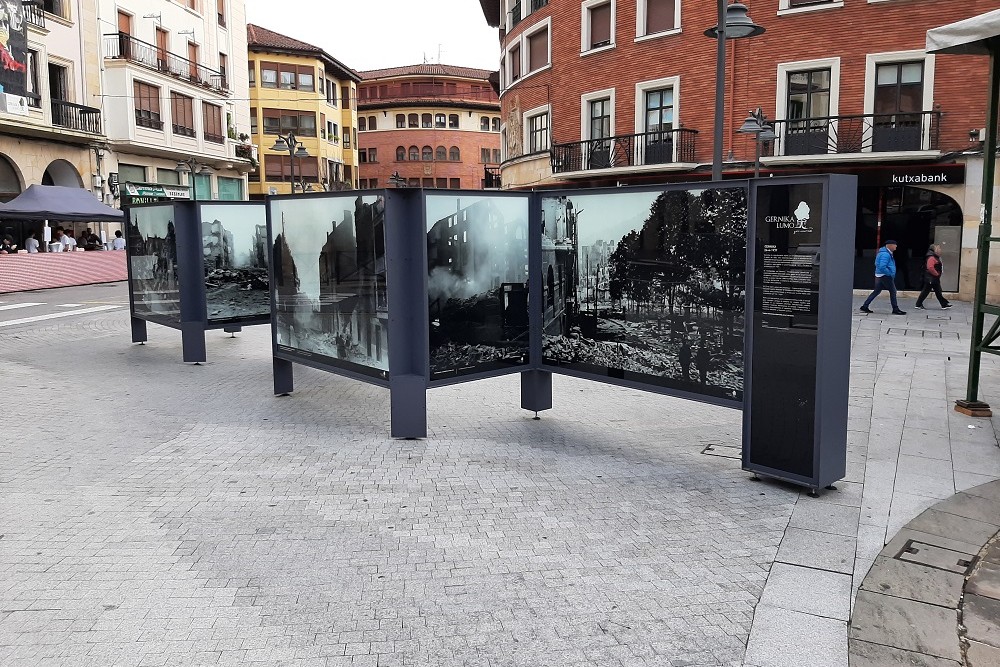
[493,0,992,181]
[357,65,502,190]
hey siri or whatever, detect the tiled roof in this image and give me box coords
[357,63,495,81]
[246,24,360,81]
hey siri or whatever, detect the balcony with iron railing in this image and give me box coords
[103,33,229,93]
[766,110,941,158]
[508,2,522,28]
[23,3,44,29]
[551,128,698,174]
[51,100,102,134]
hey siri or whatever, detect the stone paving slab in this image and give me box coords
[1,286,1000,666]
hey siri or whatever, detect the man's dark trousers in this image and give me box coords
[862,275,900,311]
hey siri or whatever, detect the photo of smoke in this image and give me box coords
[126,203,181,324]
[270,195,388,380]
[541,187,748,401]
[200,204,270,324]
[425,195,530,380]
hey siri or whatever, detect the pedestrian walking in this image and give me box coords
[860,240,906,315]
[914,244,952,310]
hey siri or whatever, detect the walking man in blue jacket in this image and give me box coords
[860,240,906,315]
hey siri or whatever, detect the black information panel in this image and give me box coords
[748,183,825,479]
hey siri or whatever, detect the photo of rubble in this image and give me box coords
[541,187,748,401]
[200,204,270,324]
[126,203,181,324]
[270,195,388,380]
[425,195,530,380]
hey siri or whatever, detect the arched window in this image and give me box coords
[435,146,447,161]
[368,116,377,130]
[421,113,432,128]
[396,114,405,128]
[448,114,459,128]
[492,117,500,132]
[449,146,460,161]
[480,116,490,131]
[435,113,446,128]
[396,146,406,161]
[408,146,419,161]
[422,146,433,161]
[408,113,418,128]
[358,117,367,131]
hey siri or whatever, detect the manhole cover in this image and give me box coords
[894,539,976,575]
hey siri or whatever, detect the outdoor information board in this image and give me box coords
[743,176,856,492]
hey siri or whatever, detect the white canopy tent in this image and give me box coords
[927,10,1000,414]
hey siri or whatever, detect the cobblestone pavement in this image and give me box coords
[0,284,998,667]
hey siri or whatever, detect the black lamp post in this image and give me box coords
[174,158,214,200]
[737,108,776,178]
[704,2,765,182]
[270,133,310,193]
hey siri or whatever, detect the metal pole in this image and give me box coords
[190,161,198,201]
[962,45,1000,409]
[712,0,727,182]
[754,132,761,179]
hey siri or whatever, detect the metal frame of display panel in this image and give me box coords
[741,175,856,493]
[126,200,269,363]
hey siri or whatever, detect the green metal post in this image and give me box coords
[959,43,1000,414]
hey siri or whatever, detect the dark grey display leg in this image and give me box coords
[223,325,242,337]
[181,322,207,364]
[521,370,553,419]
[390,374,427,439]
[131,317,147,344]
[273,357,294,396]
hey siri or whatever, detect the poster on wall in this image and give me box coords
[0,0,28,99]
[540,186,748,401]
[270,195,389,379]
[425,194,530,380]
[200,204,270,324]
[126,204,181,324]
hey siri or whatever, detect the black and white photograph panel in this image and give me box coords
[270,195,388,379]
[425,194,530,380]
[127,203,181,324]
[540,186,748,401]
[200,204,270,324]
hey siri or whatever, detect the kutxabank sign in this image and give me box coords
[270,195,389,380]
[540,186,748,402]
[200,204,270,324]
[425,194,529,381]
[127,203,181,325]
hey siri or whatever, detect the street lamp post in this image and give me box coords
[737,108,776,178]
[704,3,765,182]
[174,158,214,200]
[270,133,310,193]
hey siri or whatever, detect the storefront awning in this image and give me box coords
[927,9,1000,55]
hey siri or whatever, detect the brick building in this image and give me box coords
[356,64,501,190]
[476,0,997,298]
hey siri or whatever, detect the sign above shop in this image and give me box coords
[124,183,192,199]
[859,164,966,187]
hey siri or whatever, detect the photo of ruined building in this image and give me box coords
[271,195,388,379]
[541,187,748,401]
[201,205,270,323]
[127,204,180,323]
[425,195,529,380]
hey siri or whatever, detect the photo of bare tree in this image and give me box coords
[541,187,748,401]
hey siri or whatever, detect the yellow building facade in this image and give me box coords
[247,24,359,197]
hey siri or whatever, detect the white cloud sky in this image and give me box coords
[244,0,500,72]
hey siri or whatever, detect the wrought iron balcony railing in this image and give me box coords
[484,166,502,189]
[23,3,44,29]
[767,110,941,157]
[551,128,698,173]
[509,2,522,28]
[103,33,229,93]
[530,0,549,11]
[51,100,102,134]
